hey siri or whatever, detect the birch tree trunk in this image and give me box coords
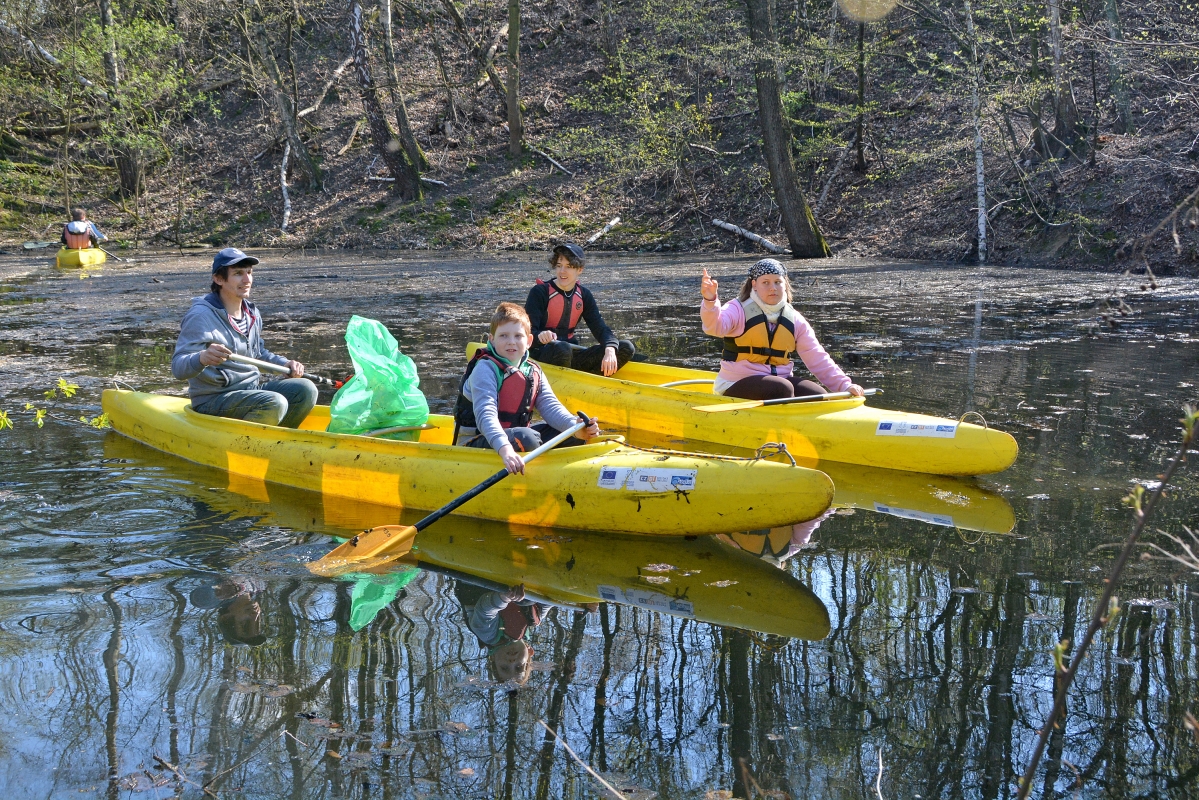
[1104,0,1132,134]
[1048,0,1082,156]
[964,0,987,264]
[744,0,830,258]
[506,0,523,158]
[349,0,420,200]
[252,24,323,190]
[380,0,429,169]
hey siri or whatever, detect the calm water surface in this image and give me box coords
[0,250,1197,799]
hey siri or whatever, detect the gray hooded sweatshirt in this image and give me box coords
[171,293,289,406]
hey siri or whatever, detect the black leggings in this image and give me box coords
[724,374,826,401]
[530,340,636,374]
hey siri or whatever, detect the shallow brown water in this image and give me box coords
[0,249,1197,798]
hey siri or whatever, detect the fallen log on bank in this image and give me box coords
[711,219,789,255]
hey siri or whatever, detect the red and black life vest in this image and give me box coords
[63,222,92,250]
[498,601,541,641]
[539,279,585,341]
[454,347,542,430]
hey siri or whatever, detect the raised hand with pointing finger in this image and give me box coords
[701,268,719,302]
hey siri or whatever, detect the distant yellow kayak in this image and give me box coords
[55,247,106,268]
[484,346,1019,476]
[101,389,835,536]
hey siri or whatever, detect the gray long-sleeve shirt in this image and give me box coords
[461,354,578,452]
[171,293,289,405]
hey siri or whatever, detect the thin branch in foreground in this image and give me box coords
[1016,406,1198,799]
[536,719,626,800]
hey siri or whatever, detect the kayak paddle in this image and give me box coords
[22,241,55,249]
[96,245,128,263]
[308,413,591,576]
[221,351,342,387]
[693,387,881,413]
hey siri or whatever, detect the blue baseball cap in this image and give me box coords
[552,242,586,266]
[212,247,260,273]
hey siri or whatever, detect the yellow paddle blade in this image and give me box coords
[308,524,418,577]
[692,399,765,413]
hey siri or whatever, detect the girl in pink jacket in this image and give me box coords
[700,259,865,401]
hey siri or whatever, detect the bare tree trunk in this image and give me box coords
[744,0,830,258]
[1027,36,1051,160]
[98,0,119,87]
[99,0,144,196]
[437,0,507,100]
[1103,0,1132,134]
[506,0,523,158]
[380,0,428,169]
[1048,0,1082,156]
[853,21,866,172]
[349,0,420,199]
[251,23,322,190]
[964,0,987,264]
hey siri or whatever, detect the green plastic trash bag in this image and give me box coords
[328,315,429,440]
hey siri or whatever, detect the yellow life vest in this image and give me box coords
[722,299,799,372]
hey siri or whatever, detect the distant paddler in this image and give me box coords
[61,207,108,250]
[170,247,317,428]
[700,259,865,401]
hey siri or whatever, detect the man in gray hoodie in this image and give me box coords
[171,248,316,427]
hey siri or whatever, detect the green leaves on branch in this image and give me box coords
[0,379,110,432]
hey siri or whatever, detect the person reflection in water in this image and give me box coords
[725,509,835,567]
[454,581,547,686]
[190,576,267,647]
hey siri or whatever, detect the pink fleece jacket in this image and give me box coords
[700,297,852,394]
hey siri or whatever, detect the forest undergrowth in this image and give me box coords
[1,0,1196,272]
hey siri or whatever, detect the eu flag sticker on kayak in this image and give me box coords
[597,584,695,618]
[596,466,698,492]
[875,420,958,438]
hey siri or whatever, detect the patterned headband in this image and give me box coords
[748,259,787,280]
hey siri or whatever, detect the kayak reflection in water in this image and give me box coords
[171,247,316,428]
[700,259,866,401]
[453,581,547,686]
[190,576,267,647]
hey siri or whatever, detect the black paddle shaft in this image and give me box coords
[412,467,510,533]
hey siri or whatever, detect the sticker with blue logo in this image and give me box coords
[875,420,958,438]
[596,584,695,618]
[596,466,698,492]
[874,502,955,527]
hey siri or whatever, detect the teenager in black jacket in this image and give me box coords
[523,243,635,376]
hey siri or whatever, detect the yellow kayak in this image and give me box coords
[100,435,831,640]
[615,426,1015,534]
[101,389,834,536]
[56,247,106,268]
[492,347,1019,476]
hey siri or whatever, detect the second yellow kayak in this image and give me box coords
[499,348,1019,476]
